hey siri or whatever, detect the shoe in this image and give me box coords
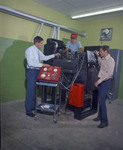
[98,123,108,128]
[93,117,101,121]
[26,112,35,117]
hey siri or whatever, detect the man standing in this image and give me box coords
[66,33,83,56]
[94,45,115,128]
[25,36,60,117]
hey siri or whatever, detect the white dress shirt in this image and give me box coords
[25,45,55,69]
[98,54,115,84]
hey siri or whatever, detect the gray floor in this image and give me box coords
[1,99,123,150]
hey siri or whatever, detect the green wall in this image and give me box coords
[0,0,123,102]
[80,16,123,50]
[0,38,32,102]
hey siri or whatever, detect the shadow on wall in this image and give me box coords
[0,38,32,102]
[23,58,27,90]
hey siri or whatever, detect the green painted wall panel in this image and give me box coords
[0,37,32,102]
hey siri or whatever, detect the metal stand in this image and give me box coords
[35,82,61,123]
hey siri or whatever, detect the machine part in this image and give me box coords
[75,67,87,85]
[53,119,57,123]
[53,58,79,71]
[34,116,38,121]
[74,90,98,120]
[58,52,86,91]
[37,66,61,84]
[44,38,66,65]
[87,67,98,92]
[41,74,46,78]
[66,52,86,89]
[35,82,62,123]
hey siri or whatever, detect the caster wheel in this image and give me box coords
[53,119,57,123]
[34,116,38,121]
[58,112,61,116]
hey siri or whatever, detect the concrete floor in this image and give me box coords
[1,99,123,150]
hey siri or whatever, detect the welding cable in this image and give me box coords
[59,52,86,90]
[66,52,86,88]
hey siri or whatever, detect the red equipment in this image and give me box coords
[69,84,84,107]
[37,66,61,84]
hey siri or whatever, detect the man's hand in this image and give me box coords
[94,50,99,56]
[54,53,61,56]
[43,64,50,67]
[79,48,83,53]
[95,81,99,87]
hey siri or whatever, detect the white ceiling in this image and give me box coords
[33,0,123,21]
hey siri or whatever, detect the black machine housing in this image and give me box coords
[43,39,100,120]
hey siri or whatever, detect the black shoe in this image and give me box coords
[93,117,101,121]
[26,112,35,117]
[98,123,108,128]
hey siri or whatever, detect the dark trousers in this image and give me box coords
[25,69,39,114]
[98,79,111,124]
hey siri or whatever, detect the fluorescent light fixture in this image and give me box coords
[72,6,123,19]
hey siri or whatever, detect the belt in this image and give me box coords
[27,67,40,70]
[102,78,111,83]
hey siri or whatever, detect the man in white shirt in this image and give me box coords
[25,36,60,117]
[94,45,115,128]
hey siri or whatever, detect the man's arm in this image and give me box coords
[94,50,102,66]
[78,42,83,53]
[39,51,60,61]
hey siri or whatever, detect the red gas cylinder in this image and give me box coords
[69,84,84,107]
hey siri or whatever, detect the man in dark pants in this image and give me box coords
[94,45,115,128]
[25,36,60,117]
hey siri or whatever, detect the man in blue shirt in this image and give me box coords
[66,33,83,56]
[25,36,60,117]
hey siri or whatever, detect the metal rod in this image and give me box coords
[57,27,60,40]
[0,5,85,37]
[38,23,44,36]
[52,27,56,39]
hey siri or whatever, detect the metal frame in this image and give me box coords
[0,5,86,39]
[35,82,61,123]
[38,23,44,36]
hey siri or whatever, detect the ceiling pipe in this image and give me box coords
[0,5,86,37]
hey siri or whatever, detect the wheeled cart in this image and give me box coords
[35,82,61,123]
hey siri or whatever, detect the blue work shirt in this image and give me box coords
[66,41,82,53]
